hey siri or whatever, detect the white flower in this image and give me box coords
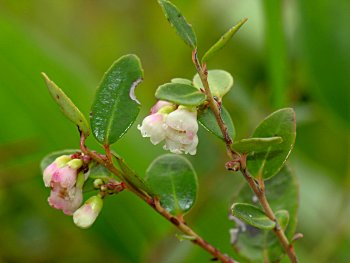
[73,195,103,229]
[138,101,199,155]
[138,112,167,145]
[164,107,199,155]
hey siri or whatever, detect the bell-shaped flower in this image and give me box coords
[43,155,87,215]
[73,195,103,229]
[138,100,175,145]
[163,106,199,155]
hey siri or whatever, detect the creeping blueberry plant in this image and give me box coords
[40,1,300,263]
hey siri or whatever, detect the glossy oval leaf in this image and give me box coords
[202,18,248,64]
[145,154,198,216]
[41,73,90,137]
[231,165,299,262]
[158,0,197,48]
[275,210,289,231]
[247,108,296,180]
[193,70,233,99]
[198,106,235,140]
[171,78,192,85]
[231,203,276,230]
[233,137,283,153]
[155,83,206,106]
[90,54,143,145]
[40,149,80,172]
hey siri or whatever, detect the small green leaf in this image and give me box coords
[40,149,79,172]
[202,18,248,63]
[42,73,90,137]
[233,137,283,153]
[175,234,196,241]
[231,203,276,230]
[247,108,296,179]
[275,210,289,231]
[90,54,143,145]
[89,163,113,180]
[231,166,299,262]
[155,83,206,106]
[171,78,192,85]
[158,0,197,48]
[198,106,235,140]
[114,154,154,197]
[193,70,234,99]
[145,154,198,216]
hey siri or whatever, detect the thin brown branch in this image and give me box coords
[192,52,298,263]
[79,135,237,263]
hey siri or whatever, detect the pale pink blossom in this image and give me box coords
[139,101,199,155]
[150,100,173,114]
[138,113,167,145]
[43,155,86,215]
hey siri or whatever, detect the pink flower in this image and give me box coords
[139,101,199,155]
[73,195,103,229]
[43,155,86,215]
[138,100,175,145]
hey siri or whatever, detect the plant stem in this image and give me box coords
[80,135,236,263]
[192,51,298,263]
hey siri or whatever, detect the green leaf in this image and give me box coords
[171,78,192,85]
[275,210,289,231]
[202,18,248,63]
[155,83,206,106]
[247,108,296,180]
[198,106,235,140]
[40,149,79,172]
[231,203,276,230]
[41,73,90,137]
[158,0,197,48]
[88,163,113,180]
[233,137,283,153]
[90,54,143,145]
[145,154,198,216]
[175,234,196,241]
[114,154,154,197]
[193,70,233,99]
[231,166,299,262]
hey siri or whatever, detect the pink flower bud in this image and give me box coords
[73,195,103,229]
[43,155,87,215]
[150,100,173,114]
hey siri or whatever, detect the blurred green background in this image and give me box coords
[0,0,349,262]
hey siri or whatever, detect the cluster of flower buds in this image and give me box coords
[43,154,104,228]
[138,100,199,155]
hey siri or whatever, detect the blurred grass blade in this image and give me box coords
[42,73,90,137]
[202,18,247,64]
[158,0,197,49]
[90,54,143,146]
